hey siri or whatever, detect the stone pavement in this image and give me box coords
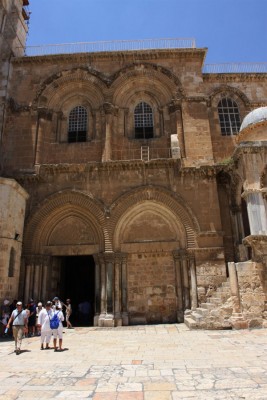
[1,324,267,399]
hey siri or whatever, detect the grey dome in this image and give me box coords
[240,107,267,131]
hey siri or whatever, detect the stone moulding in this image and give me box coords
[12,48,207,64]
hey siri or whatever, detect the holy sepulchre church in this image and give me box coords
[0,0,267,329]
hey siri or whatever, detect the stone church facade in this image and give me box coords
[0,0,266,328]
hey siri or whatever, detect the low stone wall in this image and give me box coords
[236,261,267,328]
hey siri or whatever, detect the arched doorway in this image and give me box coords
[59,255,95,326]
[110,187,199,325]
[21,191,105,319]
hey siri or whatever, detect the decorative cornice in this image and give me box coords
[12,48,207,65]
[187,247,224,254]
[185,96,208,103]
[233,142,267,161]
[236,121,267,143]
[203,73,267,83]
[179,165,218,179]
[11,161,238,182]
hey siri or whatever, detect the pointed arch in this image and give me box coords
[23,190,106,254]
[108,186,200,251]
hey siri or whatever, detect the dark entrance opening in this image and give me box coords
[60,255,95,326]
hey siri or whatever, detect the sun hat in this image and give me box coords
[4,299,9,305]
[38,302,42,306]
[16,301,22,306]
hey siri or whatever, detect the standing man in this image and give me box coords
[6,301,28,355]
[28,299,37,337]
[37,301,53,350]
[62,299,73,329]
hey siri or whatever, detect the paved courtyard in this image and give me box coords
[1,324,267,399]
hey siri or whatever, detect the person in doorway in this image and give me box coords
[78,300,91,325]
[62,299,73,329]
[1,299,10,336]
[52,296,62,310]
[6,301,28,355]
[28,299,36,337]
[35,302,43,336]
[37,301,53,350]
[52,303,64,352]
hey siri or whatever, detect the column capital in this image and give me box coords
[172,249,190,260]
[23,254,51,266]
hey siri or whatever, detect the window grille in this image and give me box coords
[218,98,241,136]
[134,102,154,139]
[68,106,87,143]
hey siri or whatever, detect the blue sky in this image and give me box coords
[26,0,267,64]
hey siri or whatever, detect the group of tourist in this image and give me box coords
[1,297,73,355]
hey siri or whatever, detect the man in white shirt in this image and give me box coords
[37,301,53,350]
[6,301,28,355]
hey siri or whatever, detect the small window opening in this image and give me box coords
[8,247,15,277]
[218,98,241,136]
[134,102,154,139]
[68,106,87,143]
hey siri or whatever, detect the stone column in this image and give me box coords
[168,100,185,157]
[114,255,122,326]
[102,103,117,162]
[244,191,267,235]
[98,254,106,324]
[173,250,184,322]
[181,252,191,310]
[97,252,128,327]
[93,254,101,326]
[34,108,53,166]
[189,255,198,310]
[228,262,241,313]
[24,262,33,302]
[106,258,114,321]
[23,255,50,303]
[121,254,129,325]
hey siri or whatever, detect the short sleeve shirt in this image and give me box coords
[12,309,26,326]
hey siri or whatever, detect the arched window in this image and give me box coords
[68,106,88,143]
[8,247,15,277]
[134,102,154,139]
[218,98,241,136]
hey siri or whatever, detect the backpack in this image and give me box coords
[49,312,60,329]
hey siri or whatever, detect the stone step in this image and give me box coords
[200,303,214,310]
[191,311,204,322]
[184,316,198,329]
[207,297,221,305]
[216,286,231,293]
[196,307,209,317]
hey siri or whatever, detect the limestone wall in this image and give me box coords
[236,261,267,328]
[0,178,28,302]
[127,252,177,324]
